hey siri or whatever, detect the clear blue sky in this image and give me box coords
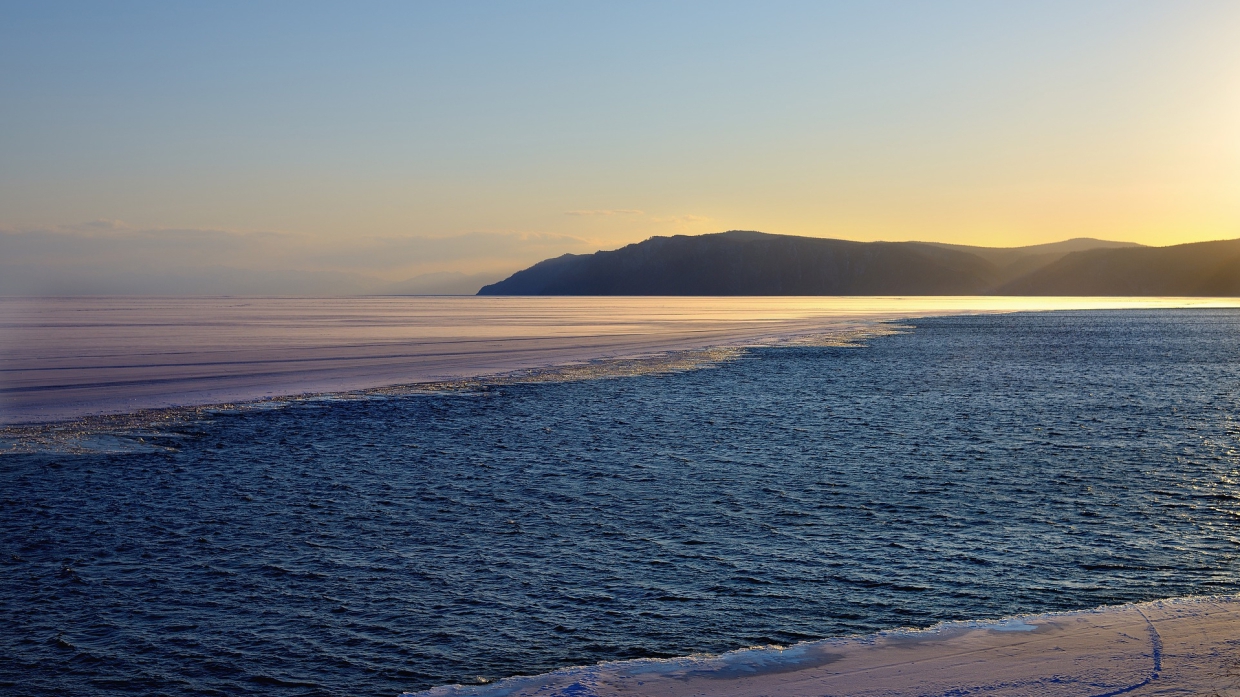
[2,1,1238,292]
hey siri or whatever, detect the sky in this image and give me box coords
[2,1,1239,294]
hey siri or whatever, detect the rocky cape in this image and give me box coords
[478,231,1240,296]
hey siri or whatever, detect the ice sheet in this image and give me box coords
[3,296,1237,425]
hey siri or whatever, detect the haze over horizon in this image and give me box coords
[3,1,1239,294]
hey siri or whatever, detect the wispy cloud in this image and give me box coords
[0,223,596,295]
[304,231,592,268]
[563,210,712,228]
[76,219,130,231]
[652,214,712,226]
[564,209,645,217]
[0,215,720,295]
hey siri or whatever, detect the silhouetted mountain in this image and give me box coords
[480,232,1002,295]
[478,230,1202,296]
[996,238,1240,296]
[928,238,1142,278]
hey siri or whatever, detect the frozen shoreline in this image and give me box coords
[3,296,1235,426]
[406,595,1240,697]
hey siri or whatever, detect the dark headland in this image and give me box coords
[478,231,1240,295]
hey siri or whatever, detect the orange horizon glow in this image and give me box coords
[1,2,1238,290]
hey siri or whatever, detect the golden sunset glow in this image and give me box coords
[2,2,1239,293]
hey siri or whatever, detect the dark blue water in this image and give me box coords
[3,310,1240,696]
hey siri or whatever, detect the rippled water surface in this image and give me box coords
[3,310,1240,696]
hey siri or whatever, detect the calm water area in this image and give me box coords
[0,295,1220,424]
[4,309,1240,696]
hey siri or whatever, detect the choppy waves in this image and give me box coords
[4,311,1240,696]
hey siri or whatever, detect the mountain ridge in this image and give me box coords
[478,231,1221,296]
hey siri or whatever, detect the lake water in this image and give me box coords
[3,309,1240,696]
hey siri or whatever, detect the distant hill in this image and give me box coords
[478,230,1216,296]
[996,238,1240,296]
[382,271,506,295]
[926,238,1143,282]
